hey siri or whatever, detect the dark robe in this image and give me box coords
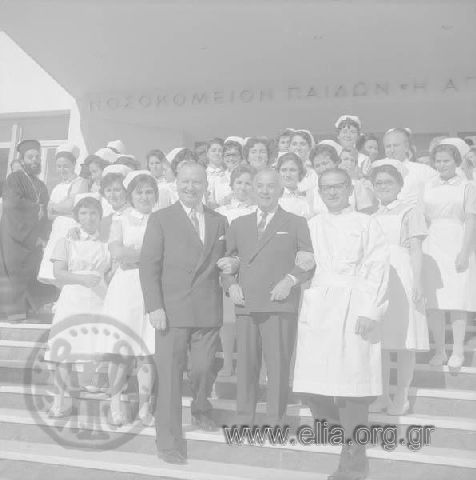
[0,170,56,316]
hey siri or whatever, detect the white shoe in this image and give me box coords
[429,352,448,367]
[369,396,390,413]
[447,353,464,369]
[387,392,410,416]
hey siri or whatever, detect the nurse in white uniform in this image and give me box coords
[101,171,158,426]
[276,152,312,219]
[38,143,88,285]
[423,142,476,369]
[44,194,110,417]
[371,161,429,415]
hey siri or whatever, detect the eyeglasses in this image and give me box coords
[319,182,349,193]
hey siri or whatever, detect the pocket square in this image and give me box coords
[218,235,225,240]
[276,231,289,235]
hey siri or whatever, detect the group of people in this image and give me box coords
[0,114,475,480]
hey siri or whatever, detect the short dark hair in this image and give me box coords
[224,141,243,158]
[126,174,159,205]
[243,137,270,162]
[55,151,77,166]
[356,133,379,152]
[100,172,126,196]
[318,168,352,188]
[290,131,314,148]
[229,164,257,187]
[431,143,462,166]
[73,196,103,221]
[207,138,224,151]
[116,155,140,170]
[85,154,108,171]
[171,149,198,175]
[145,149,166,169]
[310,144,341,165]
[276,152,306,181]
[370,164,404,187]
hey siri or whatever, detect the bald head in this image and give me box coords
[177,162,207,208]
[253,168,283,212]
[384,130,411,162]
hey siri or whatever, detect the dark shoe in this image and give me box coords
[157,448,187,465]
[192,413,218,431]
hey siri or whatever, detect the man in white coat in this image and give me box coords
[293,168,390,480]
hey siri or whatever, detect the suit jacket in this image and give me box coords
[139,201,227,328]
[222,206,313,314]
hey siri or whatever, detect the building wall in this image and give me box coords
[2,1,476,162]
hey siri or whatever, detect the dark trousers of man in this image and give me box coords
[235,313,297,426]
[155,327,220,454]
[305,394,376,477]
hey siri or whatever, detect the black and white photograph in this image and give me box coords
[0,1,475,479]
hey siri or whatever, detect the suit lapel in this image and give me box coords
[194,207,219,277]
[249,207,288,263]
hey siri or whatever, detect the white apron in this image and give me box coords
[423,178,476,311]
[374,206,429,351]
[293,211,389,397]
[44,238,111,363]
[38,181,78,285]
[100,209,155,356]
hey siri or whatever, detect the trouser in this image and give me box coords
[305,394,376,475]
[154,326,220,453]
[235,312,297,426]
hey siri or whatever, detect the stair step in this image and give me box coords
[1,385,476,451]
[0,408,475,479]
[0,438,323,480]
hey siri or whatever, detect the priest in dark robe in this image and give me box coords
[0,140,56,321]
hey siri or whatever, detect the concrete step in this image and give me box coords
[2,385,476,451]
[0,322,50,342]
[0,408,475,479]
[0,438,324,480]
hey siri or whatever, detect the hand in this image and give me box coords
[66,227,81,241]
[295,251,315,272]
[228,284,245,305]
[412,281,424,305]
[270,276,294,302]
[354,316,378,340]
[79,273,101,288]
[149,308,167,331]
[217,256,240,275]
[455,252,469,273]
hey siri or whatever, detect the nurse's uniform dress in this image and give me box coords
[373,201,429,351]
[101,208,155,357]
[279,188,312,219]
[38,176,87,284]
[293,208,389,397]
[216,200,256,325]
[43,229,111,364]
[207,167,232,207]
[422,175,476,312]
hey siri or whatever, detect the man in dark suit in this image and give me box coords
[221,168,313,426]
[139,162,228,464]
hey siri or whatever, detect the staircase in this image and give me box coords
[0,318,475,480]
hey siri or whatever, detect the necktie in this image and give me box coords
[257,211,269,239]
[189,207,201,241]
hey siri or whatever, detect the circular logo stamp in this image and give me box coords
[24,313,157,449]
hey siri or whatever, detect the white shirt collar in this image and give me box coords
[79,228,100,241]
[180,201,204,215]
[437,174,462,186]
